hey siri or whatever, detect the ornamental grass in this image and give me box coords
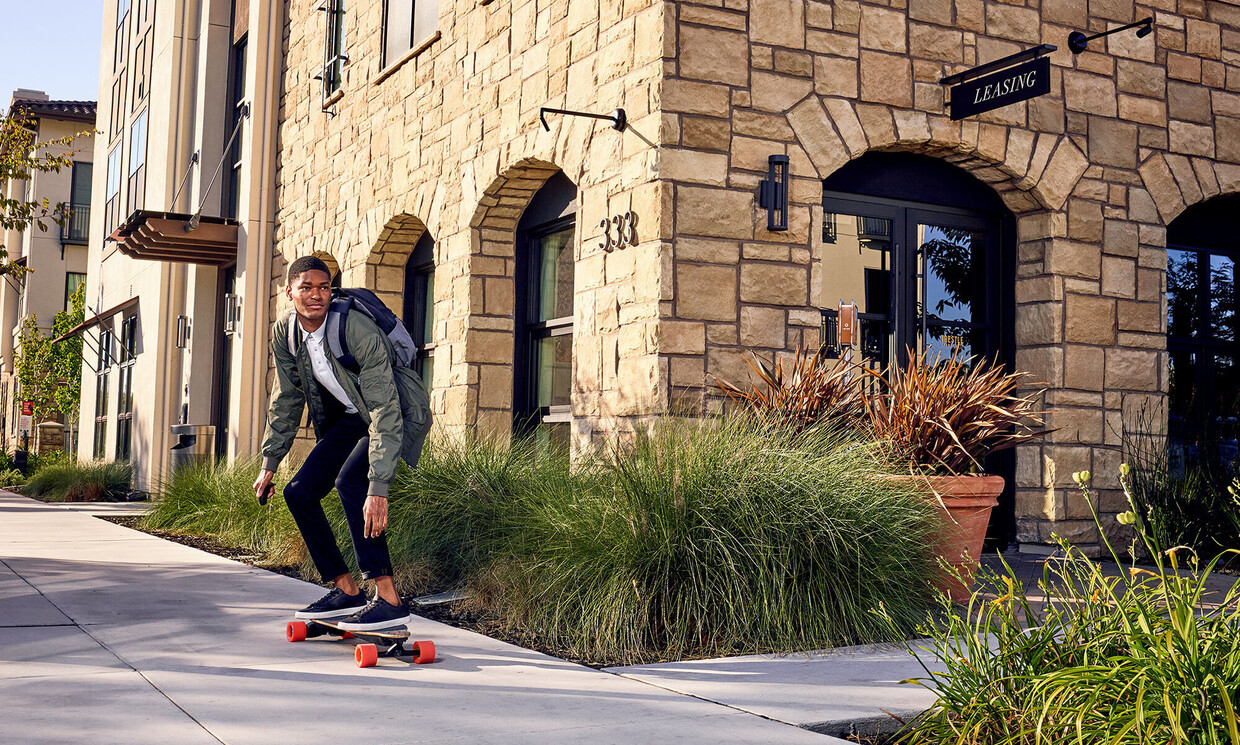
[144,417,940,664]
[896,468,1240,745]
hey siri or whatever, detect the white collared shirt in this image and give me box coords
[299,320,358,414]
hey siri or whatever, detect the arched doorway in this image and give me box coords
[513,171,577,448]
[822,152,1018,544]
[1166,194,1240,466]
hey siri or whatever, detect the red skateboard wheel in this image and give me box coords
[286,621,307,642]
[412,640,435,664]
[355,643,378,668]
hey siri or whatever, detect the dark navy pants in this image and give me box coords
[283,413,394,582]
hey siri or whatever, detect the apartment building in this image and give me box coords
[0,91,95,455]
[271,0,1240,554]
[75,0,281,490]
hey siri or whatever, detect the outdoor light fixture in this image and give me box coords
[1068,17,1153,54]
[223,294,241,334]
[757,154,790,232]
[538,107,627,132]
[176,315,190,349]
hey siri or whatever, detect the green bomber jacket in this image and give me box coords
[260,309,431,497]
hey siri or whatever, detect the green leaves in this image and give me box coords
[901,468,1240,745]
[14,281,85,423]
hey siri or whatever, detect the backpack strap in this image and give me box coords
[326,296,359,373]
[287,314,299,357]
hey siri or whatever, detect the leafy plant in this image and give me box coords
[15,283,84,423]
[23,459,131,502]
[896,467,1240,744]
[1,106,91,274]
[866,347,1050,475]
[1123,400,1240,560]
[715,347,869,432]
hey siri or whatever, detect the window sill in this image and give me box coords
[322,88,344,111]
[373,31,441,86]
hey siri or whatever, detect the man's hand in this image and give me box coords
[253,470,275,506]
[363,495,388,539]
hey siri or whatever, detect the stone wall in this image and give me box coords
[275,0,1240,551]
[657,0,1240,552]
[274,0,668,449]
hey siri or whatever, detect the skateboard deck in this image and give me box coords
[285,618,436,668]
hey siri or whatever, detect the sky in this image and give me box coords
[1,0,105,110]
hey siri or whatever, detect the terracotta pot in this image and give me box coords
[898,473,1004,603]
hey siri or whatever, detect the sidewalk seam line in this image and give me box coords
[0,556,229,745]
[600,669,806,731]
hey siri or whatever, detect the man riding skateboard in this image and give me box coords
[253,255,431,631]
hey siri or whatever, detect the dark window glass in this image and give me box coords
[403,232,436,391]
[116,316,137,461]
[94,328,113,459]
[514,174,576,444]
[323,0,346,98]
[224,38,247,219]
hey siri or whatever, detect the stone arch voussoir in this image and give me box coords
[786,96,1089,216]
[1138,153,1240,227]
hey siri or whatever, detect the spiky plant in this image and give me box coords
[865,347,1050,475]
[714,347,870,432]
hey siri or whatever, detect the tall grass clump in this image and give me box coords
[143,458,304,565]
[480,416,940,663]
[23,459,132,502]
[898,467,1240,745]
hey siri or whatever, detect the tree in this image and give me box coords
[0,106,89,277]
[15,282,85,428]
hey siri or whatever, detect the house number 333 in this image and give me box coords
[599,211,638,252]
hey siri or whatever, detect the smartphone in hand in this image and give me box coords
[259,482,275,506]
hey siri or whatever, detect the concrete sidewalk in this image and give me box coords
[0,492,945,744]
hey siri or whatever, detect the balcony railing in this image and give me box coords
[60,203,90,245]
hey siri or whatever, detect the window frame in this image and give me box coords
[381,0,439,69]
[514,215,575,435]
[115,315,137,461]
[319,0,347,107]
[403,231,436,392]
[93,327,114,459]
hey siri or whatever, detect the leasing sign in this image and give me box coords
[948,56,1051,120]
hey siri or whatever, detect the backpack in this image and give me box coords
[288,288,418,372]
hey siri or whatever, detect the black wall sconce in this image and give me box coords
[757,154,790,232]
[1068,17,1153,54]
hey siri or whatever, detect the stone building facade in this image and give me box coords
[274,0,1240,552]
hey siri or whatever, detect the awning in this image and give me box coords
[51,296,139,344]
[109,209,239,266]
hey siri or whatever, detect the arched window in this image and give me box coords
[514,172,576,448]
[403,231,435,390]
[1166,195,1240,461]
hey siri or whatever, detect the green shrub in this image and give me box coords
[0,467,24,486]
[23,460,131,502]
[898,469,1240,745]
[142,458,305,566]
[476,417,939,663]
[27,449,70,476]
[145,418,940,663]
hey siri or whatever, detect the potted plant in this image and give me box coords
[718,346,1050,602]
[864,347,1050,601]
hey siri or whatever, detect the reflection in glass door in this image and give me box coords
[823,195,1003,369]
[915,218,991,363]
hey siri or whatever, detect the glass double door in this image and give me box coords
[822,193,1006,370]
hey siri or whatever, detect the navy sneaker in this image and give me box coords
[335,595,413,631]
[294,588,368,620]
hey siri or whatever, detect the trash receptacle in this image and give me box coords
[170,424,215,472]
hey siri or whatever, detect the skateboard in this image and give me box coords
[285,618,436,668]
